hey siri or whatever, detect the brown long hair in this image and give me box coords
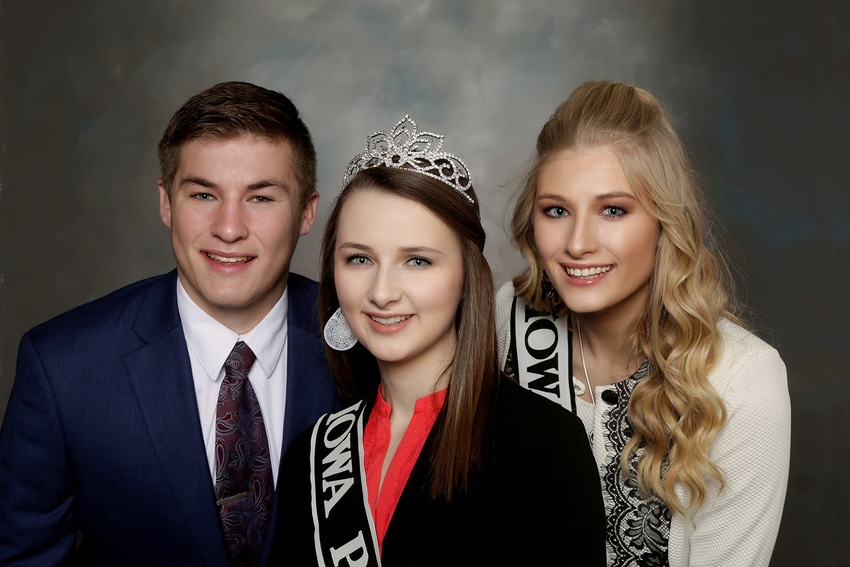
[319,166,500,500]
[511,80,736,514]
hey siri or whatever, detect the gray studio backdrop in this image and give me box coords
[1,1,847,565]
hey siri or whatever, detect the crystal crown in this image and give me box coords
[342,115,474,204]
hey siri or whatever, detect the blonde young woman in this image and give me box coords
[496,80,791,566]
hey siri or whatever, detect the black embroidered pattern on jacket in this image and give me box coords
[600,360,672,567]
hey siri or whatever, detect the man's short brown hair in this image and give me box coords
[157,81,317,205]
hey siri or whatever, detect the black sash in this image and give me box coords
[509,295,576,413]
[309,401,382,567]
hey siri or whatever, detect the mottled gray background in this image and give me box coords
[0,1,846,564]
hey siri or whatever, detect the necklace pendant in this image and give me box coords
[572,376,587,396]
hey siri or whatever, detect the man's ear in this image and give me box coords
[299,191,319,236]
[158,181,172,228]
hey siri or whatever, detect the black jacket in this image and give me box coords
[273,377,606,566]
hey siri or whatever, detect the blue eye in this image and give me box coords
[544,206,568,219]
[602,205,627,218]
[192,193,215,201]
[347,255,371,266]
[407,256,431,267]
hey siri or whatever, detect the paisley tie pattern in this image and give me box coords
[214,341,273,566]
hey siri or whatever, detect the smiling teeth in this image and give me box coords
[371,315,411,325]
[566,266,612,277]
[207,253,251,263]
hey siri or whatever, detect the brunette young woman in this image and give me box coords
[272,116,606,566]
[497,81,791,566]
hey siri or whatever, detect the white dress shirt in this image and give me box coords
[176,279,289,486]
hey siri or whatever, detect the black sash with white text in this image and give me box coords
[509,296,576,413]
[309,401,382,567]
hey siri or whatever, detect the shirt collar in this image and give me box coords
[176,279,288,382]
[373,383,448,417]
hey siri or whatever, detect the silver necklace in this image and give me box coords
[576,317,595,405]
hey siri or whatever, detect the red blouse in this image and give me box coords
[362,385,447,554]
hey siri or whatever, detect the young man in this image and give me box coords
[0,81,340,566]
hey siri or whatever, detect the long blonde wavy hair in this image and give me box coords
[511,80,738,514]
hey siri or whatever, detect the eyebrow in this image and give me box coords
[537,191,637,202]
[401,246,443,255]
[337,242,369,251]
[248,180,290,192]
[337,242,444,255]
[596,191,636,201]
[179,176,216,188]
[178,176,291,192]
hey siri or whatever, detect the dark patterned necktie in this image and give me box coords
[214,341,274,566]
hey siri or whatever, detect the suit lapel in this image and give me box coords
[125,272,228,567]
[282,275,336,453]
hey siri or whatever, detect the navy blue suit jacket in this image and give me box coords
[0,270,340,566]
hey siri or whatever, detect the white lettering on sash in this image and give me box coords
[522,308,561,398]
[321,405,358,516]
[513,300,574,411]
[329,530,371,567]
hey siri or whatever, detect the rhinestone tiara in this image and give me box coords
[341,115,474,204]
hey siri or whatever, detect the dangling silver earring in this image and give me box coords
[541,270,560,321]
[324,307,358,351]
